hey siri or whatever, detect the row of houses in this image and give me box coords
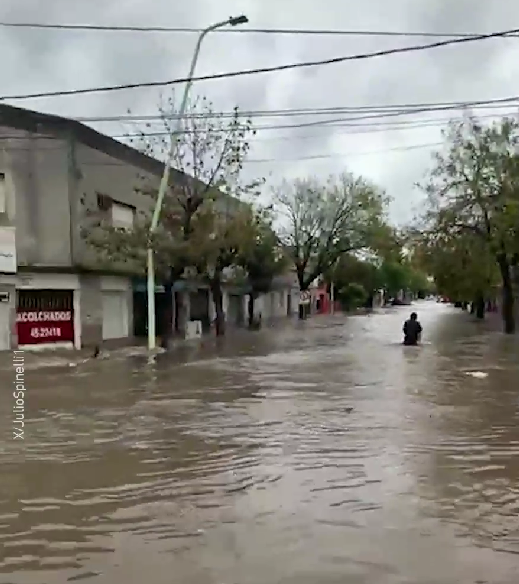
[0,103,300,352]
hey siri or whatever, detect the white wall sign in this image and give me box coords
[0,227,16,274]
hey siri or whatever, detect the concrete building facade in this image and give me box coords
[246,273,301,323]
[0,104,299,351]
[0,104,168,350]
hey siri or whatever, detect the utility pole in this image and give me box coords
[146,15,249,350]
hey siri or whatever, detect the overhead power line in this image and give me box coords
[70,95,519,123]
[0,110,513,148]
[109,97,519,133]
[1,26,517,102]
[108,141,445,163]
[0,97,516,145]
[109,112,513,140]
[108,104,518,133]
[0,114,507,145]
[246,142,443,163]
[1,101,515,142]
[1,21,519,38]
[0,108,513,148]
[0,140,444,162]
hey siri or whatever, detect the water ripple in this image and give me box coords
[1,303,519,582]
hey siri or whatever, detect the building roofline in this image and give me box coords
[0,102,188,186]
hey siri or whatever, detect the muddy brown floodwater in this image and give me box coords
[1,302,519,583]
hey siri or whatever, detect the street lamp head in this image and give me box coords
[228,14,248,26]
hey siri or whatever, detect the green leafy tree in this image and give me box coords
[185,200,260,335]
[237,208,288,327]
[406,268,432,298]
[337,282,368,311]
[328,254,382,308]
[421,116,519,333]
[379,260,410,299]
[273,172,389,316]
[419,230,498,317]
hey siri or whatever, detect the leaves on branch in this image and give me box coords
[273,172,390,290]
[81,93,262,285]
[416,115,519,319]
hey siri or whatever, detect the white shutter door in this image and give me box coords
[0,303,10,350]
[102,292,128,339]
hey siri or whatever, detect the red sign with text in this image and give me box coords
[16,310,74,345]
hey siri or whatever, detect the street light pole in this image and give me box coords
[146,14,248,350]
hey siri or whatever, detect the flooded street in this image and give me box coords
[1,301,519,583]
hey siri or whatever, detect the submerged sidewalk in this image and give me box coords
[0,311,376,373]
[0,344,169,373]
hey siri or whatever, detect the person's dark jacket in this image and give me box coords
[403,319,422,345]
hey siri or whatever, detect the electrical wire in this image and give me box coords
[108,99,519,133]
[0,95,515,164]
[109,109,517,138]
[1,26,517,101]
[139,111,518,136]
[2,98,508,161]
[0,140,444,162]
[245,142,444,163]
[66,95,519,123]
[1,21,519,38]
[0,103,515,143]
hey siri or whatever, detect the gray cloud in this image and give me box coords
[1,0,518,225]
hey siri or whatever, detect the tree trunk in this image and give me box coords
[475,293,485,319]
[298,287,307,320]
[296,270,309,320]
[248,293,255,327]
[160,282,173,348]
[210,275,226,336]
[497,254,515,334]
[174,291,187,337]
[298,300,310,320]
[470,301,476,314]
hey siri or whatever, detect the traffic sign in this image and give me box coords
[299,290,311,305]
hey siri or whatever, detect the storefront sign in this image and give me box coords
[132,281,165,293]
[16,310,74,344]
[0,227,16,273]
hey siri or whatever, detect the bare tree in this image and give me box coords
[83,93,262,336]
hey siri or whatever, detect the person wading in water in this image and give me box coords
[403,312,422,346]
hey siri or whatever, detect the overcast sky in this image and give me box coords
[1,0,519,224]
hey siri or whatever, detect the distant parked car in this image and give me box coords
[391,298,411,306]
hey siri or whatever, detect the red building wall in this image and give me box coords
[316,285,330,314]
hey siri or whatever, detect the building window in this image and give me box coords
[111,202,135,229]
[0,172,6,214]
[96,192,112,211]
[17,289,73,311]
[96,192,135,229]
